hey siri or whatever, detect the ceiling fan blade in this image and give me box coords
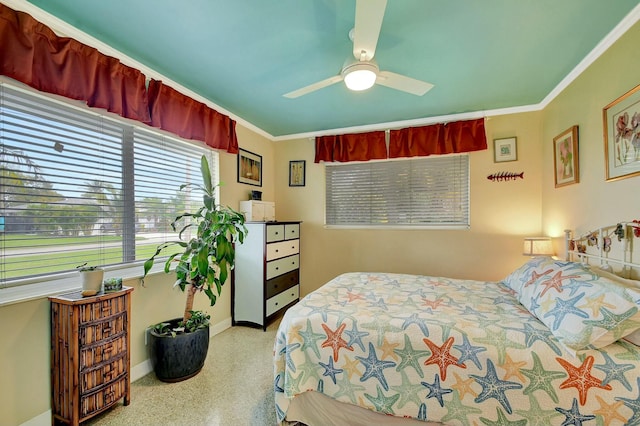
[376,71,434,96]
[283,75,344,99]
[353,0,387,61]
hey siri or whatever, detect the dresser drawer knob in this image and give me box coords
[275,249,279,252]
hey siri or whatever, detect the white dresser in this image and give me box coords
[233,221,301,330]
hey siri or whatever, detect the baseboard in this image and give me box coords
[19,410,49,426]
[22,317,232,426]
[210,316,232,337]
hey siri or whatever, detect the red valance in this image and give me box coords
[315,131,387,163]
[147,79,238,154]
[315,119,486,163]
[0,3,150,123]
[389,118,486,158]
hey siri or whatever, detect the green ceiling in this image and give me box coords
[20,0,640,138]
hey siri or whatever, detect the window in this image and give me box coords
[0,83,217,289]
[325,155,469,228]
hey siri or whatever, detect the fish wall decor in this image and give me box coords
[486,171,524,182]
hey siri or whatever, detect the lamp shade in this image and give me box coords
[342,62,378,91]
[523,237,554,256]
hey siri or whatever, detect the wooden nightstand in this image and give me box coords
[49,287,132,425]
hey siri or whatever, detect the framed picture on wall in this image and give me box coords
[603,83,640,181]
[493,137,517,162]
[289,160,306,187]
[553,125,579,188]
[237,148,262,186]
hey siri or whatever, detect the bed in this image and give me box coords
[274,224,640,425]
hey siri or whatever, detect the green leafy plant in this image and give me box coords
[76,262,101,272]
[142,155,247,334]
[183,310,211,333]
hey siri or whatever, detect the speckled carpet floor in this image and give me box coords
[87,319,281,426]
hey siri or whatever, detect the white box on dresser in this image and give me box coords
[233,221,301,330]
[239,200,275,222]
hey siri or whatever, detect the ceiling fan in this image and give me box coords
[283,0,434,99]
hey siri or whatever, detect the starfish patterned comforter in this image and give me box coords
[274,271,640,425]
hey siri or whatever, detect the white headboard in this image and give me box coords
[565,222,640,279]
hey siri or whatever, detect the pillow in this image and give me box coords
[590,266,640,289]
[501,256,556,294]
[591,267,640,348]
[515,257,640,353]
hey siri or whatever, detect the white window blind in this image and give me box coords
[0,83,217,287]
[325,155,469,228]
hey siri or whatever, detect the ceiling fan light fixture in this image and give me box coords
[342,62,378,91]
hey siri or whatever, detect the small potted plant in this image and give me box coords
[103,277,123,293]
[76,263,104,296]
[141,155,247,382]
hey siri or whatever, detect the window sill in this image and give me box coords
[0,262,169,307]
[324,224,470,230]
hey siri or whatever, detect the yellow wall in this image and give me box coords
[541,21,640,251]
[274,111,543,297]
[2,18,639,426]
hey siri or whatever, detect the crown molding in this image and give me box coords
[4,1,640,143]
[1,0,274,141]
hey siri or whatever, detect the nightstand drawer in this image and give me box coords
[80,312,127,345]
[266,254,299,280]
[266,285,299,317]
[266,269,299,299]
[80,352,127,393]
[80,376,127,417]
[80,334,127,369]
[79,294,127,323]
[266,239,299,261]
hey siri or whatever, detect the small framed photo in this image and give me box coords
[553,125,579,188]
[493,137,517,162]
[289,160,306,187]
[237,148,262,187]
[603,83,640,181]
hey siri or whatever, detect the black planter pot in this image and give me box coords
[148,319,210,383]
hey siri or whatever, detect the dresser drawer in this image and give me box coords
[80,352,127,393]
[266,269,299,299]
[284,224,300,240]
[80,333,127,370]
[79,294,127,324]
[80,311,127,346]
[266,239,299,261]
[266,224,285,242]
[266,254,299,280]
[266,285,299,317]
[80,376,128,417]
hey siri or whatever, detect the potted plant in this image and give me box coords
[77,263,104,296]
[141,155,247,382]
